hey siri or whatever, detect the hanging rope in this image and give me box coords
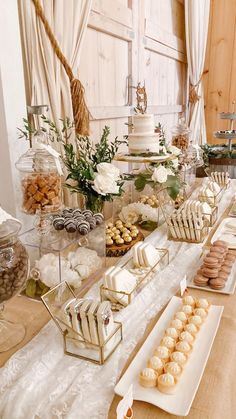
[189,70,209,105]
[31,0,90,136]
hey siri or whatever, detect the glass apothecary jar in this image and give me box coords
[171,119,191,151]
[15,129,62,215]
[0,215,29,351]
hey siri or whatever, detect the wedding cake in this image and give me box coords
[128,114,160,154]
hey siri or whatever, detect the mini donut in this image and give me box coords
[77,220,90,235]
[94,213,104,225]
[64,218,77,233]
[53,216,65,230]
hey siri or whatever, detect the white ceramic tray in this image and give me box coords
[115,296,223,416]
[211,217,236,249]
[187,255,236,295]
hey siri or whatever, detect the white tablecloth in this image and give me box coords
[0,181,235,419]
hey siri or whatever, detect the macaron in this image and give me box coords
[220,265,231,275]
[217,271,228,281]
[223,259,234,268]
[212,240,228,249]
[211,246,225,254]
[202,267,219,278]
[209,251,224,261]
[225,254,236,262]
[203,256,218,268]
[209,278,225,290]
[193,274,209,286]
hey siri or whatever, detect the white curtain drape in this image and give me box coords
[18,0,92,205]
[185,0,210,145]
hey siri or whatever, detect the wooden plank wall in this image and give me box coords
[79,0,186,146]
[204,0,236,143]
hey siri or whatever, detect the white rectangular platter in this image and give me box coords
[115,296,223,416]
[211,217,236,249]
[187,255,236,295]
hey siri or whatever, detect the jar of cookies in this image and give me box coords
[171,119,191,151]
[16,129,62,215]
[0,217,29,304]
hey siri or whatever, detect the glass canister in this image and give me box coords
[171,118,191,151]
[15,129,62,215]
[0,215,29,352]
[0,218,29,304]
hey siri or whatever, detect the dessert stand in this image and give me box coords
[214,101,236,151]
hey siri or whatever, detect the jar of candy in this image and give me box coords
[171,119,191,151]
[16,127,62,215]
[0,216,29,304]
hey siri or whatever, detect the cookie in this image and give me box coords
[203,256,219,268]
[211,246,225,254]
[193,274,209,286]
[225,254,236,262]
[223,259,234,268]
[202,267,219,278]
[209,278,225,290]
[218,271,228,281]
[212,240,228,249]
[209,251,224,261]
[220,265,231,275]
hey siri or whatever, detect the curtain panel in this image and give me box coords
[185,0,210,145]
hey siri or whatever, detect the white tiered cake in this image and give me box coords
[128,114,160,154]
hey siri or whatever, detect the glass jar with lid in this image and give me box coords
[0,211,29,351]
[16,106,62,215]
[171,118,191,151]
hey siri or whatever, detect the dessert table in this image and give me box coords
[0,180,236,419]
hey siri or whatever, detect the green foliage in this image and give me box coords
[201,143,236,166]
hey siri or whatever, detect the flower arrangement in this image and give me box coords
[18,117,127,212]
[132,146,182,200]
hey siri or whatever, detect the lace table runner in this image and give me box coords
[0,182,235,419]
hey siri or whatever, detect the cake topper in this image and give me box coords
[135,82,147,114]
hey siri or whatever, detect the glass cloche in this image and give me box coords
[16,123,62,215]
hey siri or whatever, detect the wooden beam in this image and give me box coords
[88,10,135,42]
[145,18,186,54]
[92,0,133,29]
[145,37,187,63]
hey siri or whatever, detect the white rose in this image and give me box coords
[151,165,169,183]
[97,162,120,180]
[168,145,181,156]
[92,173,120,195]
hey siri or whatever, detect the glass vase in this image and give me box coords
[84,194,104,213]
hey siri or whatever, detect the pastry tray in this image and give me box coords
[187,253,236,295]
[115,296,223,417]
